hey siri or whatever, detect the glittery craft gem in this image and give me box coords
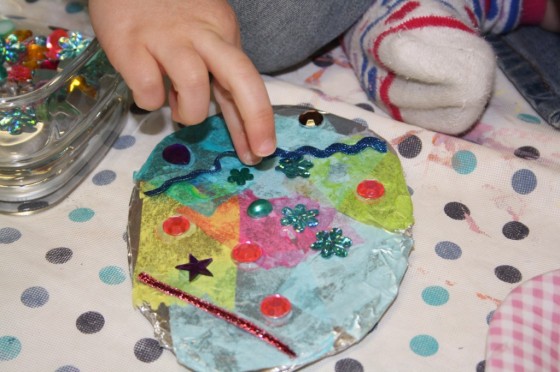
[0,27,102,133]
[260,294,292,319]
[137,272,297,358]
[8,65,31,81]
[162,215,191,236]
[175,254,213,282]
[47,29,68,48]
[275,156,314,178]
[232,242,263,263]
[247,199,273,218]
[3,34,26,63]
[58,32,90,60]
[13,30,32,41]
[281,204,319,233]
[162,143,191,165]
[0,107,38,134]
[23,44,47,68]
[356,180,385,200]
[67,75,97,98]
[22,59,39,70]
[0,39,7,63]
[298,110,324,127]
[46,29,68,60]
[311,228,353,258]
[82,53,112,86]
[39,59,58,70]
[227,167,254,185]
[0,66,7,84]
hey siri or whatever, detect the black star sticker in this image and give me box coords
[175,254,213,282]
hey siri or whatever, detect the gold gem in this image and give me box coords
[67,76,97,98]
[13,29,32,41]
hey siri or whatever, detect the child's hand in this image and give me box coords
[89,0,276,164]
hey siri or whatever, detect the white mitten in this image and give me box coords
[343,0,531,134]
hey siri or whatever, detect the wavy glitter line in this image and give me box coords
[144,136,386,196]
[137,272,297,359]
[144,151,237,196]
[272,136,386,159]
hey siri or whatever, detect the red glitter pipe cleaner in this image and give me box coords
[137,272,297,359]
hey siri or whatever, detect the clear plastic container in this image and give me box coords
[0,17,130,214]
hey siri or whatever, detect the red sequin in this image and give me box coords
[162,215,190,236]
[39,59,59,70]
[356,179,385,200]
[231,242,263,263]
[260,294,292,319]
[46,29,68,59]
[8,65,32,81]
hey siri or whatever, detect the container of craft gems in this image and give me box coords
[0,17,130,214]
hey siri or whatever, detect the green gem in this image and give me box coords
[247,199,273,218]
[0,66,7,84]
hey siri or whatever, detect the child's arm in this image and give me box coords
[89,0,276,164]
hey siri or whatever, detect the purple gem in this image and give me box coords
[162,143,191,165]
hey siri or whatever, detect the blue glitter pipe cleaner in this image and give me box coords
[143,136,387,197]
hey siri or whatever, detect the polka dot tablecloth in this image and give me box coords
[1,1,559,372]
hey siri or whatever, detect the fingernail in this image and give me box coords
[243,152,261,165]
[257,139,276,157]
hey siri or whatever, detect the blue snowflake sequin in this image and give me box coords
[311,228,352,258]
[58,32,90,60]
[280,204,319,233]
[2,34,26,64]
[227,167,254,186]
[0,107,38,134]
[275,156,314,178]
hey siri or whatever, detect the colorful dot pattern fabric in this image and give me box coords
[0,1,559,372]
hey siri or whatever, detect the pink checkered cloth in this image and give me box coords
[486,269,560,372]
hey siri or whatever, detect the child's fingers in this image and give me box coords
[168,86,181,123]
[194,33,276,157]
[157,47,211,125]
[213,81,261,165]
[110,46,166,111]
